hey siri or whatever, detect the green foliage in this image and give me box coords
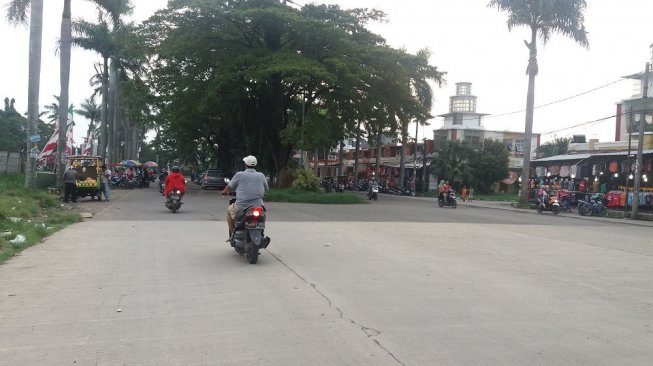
[139,0,444,175]
[537,137,571,158]
[265,188,365,204]
[292,170,321,192]
[432,140,474,183]
[276,169,298,189]
[0,99,26,152]
[0,174,81,264]
[469,139,510,193]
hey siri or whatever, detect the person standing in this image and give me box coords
[63,166,78,203]
[100,165,111,202]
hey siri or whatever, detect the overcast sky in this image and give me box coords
[1,0,651,146]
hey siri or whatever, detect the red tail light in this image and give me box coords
[248,207,265,223]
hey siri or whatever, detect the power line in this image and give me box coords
[484,78,627,119]
[538,112,629,136]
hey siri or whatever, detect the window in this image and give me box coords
[453,115,463,125]
[450,97,476,112]
[456,83,471,95]
[463,130,483,147]
[515,138,524,153]
[503,139,513,151]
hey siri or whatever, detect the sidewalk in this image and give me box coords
[460,198,653,227]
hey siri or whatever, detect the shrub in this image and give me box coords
[277,169,298,189]
[292,170,321,192]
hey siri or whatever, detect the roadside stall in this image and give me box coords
[70,155,103,201]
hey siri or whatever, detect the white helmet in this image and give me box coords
[243,155,257,167]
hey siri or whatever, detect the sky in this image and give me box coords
[1,0,652,147]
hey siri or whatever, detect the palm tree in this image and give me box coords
[7,0,43,189]
[72,0,133,163]
[75,97,101,154]
[55,0,72,186]
[489,0,589,204]
[433,140,474,185]
[73,18,114,162]
[43,95,61,125]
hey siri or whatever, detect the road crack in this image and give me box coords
[269,251,405,365]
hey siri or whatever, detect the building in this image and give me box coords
[434,82,540,174]
[530,44,653,200]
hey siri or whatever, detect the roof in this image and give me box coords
[533,149,653,163]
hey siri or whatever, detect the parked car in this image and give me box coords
[201,169,230,190]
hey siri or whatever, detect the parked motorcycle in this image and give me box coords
[578,193,607,217]
[438,190,457,208]
[229,198,270,264]
[536,193,560,215]
[367,184,379,200]
[165,190,183,213]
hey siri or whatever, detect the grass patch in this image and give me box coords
[473,192,519,202]
[266,188,367,204]
[0,174,81,264]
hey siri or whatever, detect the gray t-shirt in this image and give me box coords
[228,168,268,208]
[63,168,78,184]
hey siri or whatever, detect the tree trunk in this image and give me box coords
[399,127,407,189]
[107,58,118,164]
[25,0,44,190]
[99,57,109,163]
[519,28,539,205]
[353,120,361,183]
[56,0,72,187]
[375,133,381,180]
[131,124,139,160]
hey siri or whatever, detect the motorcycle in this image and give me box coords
[438,190,457,208]
[165,190,183,213]
[367,184,379,200]
[578,193,608,217]
[536,193,560,215]
[229,198,270,264]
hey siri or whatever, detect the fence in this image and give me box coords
[0,151,22,173]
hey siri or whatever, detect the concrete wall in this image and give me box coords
[0,151,21,173]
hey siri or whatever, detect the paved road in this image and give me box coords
[1,185,651,365]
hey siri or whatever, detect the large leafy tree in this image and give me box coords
[489,0,589,204]
[7,0,43,189]
[469,139,510,193]
[140,0,443,177]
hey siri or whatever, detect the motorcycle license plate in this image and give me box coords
[246,222,265,229]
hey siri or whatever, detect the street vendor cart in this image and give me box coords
[70,155,103,201]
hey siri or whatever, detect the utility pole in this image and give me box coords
[631,62,650,219]
[414,121,419,192]
[299,91,305,170]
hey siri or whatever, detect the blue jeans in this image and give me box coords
[102,182,111,200]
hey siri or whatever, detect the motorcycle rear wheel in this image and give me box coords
[597,206,608,217]
[451,201,457,209]
[247,244,259,264]
[552,206,560,215]
[578,204,589,216]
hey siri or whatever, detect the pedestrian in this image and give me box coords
[100,165,111,202]
[468,187,474,201]
[63,166,78,203]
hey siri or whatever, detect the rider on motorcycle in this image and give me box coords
[440,180,451,205]
[163,166,186,198]
[221,155,269,239]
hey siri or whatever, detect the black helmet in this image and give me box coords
[171,166,180,173]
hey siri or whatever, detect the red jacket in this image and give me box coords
[164,172,186,196]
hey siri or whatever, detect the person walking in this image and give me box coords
[63,166,78,203]
[100,165,111,202]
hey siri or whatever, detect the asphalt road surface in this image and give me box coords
[1,184,651,365]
